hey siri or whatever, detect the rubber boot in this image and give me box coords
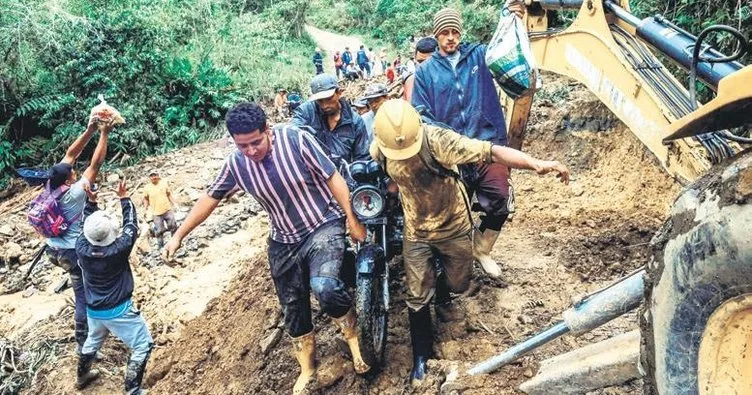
[434,271,465,323]
[408,305,433,387]
[333,308,371,374]
[291,332,316,395]
[124,354,150,395]
[76,352,100,390]
[473,228,502,278]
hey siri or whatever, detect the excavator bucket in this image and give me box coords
[663,65,752,142]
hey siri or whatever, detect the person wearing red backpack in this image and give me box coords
[42,115,113,352]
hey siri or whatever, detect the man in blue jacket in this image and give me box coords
[342,47,353,68]
[312,47,324,75]
[411,6,522,279]
[75,180,153,394]
[356,45,371,78]
[292,74,370,163]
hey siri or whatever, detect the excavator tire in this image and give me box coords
[640,149,752,395]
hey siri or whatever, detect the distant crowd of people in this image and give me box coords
[312,42,428,84]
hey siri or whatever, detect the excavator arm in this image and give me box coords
[505,0,751,184]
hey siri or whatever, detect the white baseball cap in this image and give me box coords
[83,211,119,247]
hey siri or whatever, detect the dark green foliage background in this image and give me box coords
[0,0,313,188]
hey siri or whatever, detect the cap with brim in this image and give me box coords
[378,126,423,160]
[83,211,119,247]
[309,74,339,101]
[353,98,369,108]
[363,83,388,100]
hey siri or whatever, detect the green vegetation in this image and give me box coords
[0,0,314,188]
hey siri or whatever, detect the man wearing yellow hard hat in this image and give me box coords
[370,99,569,386]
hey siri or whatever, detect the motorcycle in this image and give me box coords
[341,159,404,369]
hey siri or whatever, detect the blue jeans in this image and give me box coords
[81,306,154,363]
[47,247,88,348]
[268,219,351,337]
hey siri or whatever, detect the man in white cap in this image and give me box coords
[371,99,568,385]
[411,2,525,279]
[75,180,153,394]
[292,74,370,162]
[358,83,389,138]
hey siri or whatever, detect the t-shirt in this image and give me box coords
[370,125,492,242]
[447,51,461,69]
[208,125,345,244]
[274,94,287,108]
[361,110,375,140]
[143,180,172,217]
[47,176,90,250]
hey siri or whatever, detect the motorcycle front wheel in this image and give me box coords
[355,269,389,370]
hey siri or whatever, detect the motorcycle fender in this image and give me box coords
[355,244,386,275]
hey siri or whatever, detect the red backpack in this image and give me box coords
[27,183,78,238]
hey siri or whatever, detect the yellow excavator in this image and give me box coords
[452,1,752,394]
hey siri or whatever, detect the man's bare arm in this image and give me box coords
[163,193,220,259]
[490,145,570,184]
[82,129,110,183]
[61,121,97,164]
[326,172,366,242]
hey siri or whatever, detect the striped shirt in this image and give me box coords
[208,124,345,244]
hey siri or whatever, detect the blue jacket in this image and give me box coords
[312,53,323,67]
[411,42,508,145]
[357,49,369,65]
[342,51,353,65]
[291,98,371,163]
[76,198,139,311]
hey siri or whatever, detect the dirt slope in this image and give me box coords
[142,73,681,394]
[0,28,683,394]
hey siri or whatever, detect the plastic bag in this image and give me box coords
[485,12,541,99]
[89,94,125,131]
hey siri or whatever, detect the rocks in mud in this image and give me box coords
[0,224,14,237]
[3,242,24,266]
[260,327,283,355]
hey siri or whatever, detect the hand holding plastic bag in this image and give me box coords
[485,10,541,99]
[89,94,125,132]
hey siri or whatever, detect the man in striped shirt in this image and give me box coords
[162,102,369,394]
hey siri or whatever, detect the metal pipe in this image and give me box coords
[468,270,646,375]
[538,0,583,10]
[469,321,569,375]
[604,1,640,27]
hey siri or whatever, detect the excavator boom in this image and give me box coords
[507,0,750,184]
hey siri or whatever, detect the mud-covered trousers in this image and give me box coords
[46,247,88,349]
[460,163,513,231]
[268,219,352,337]
[403,231,473,311]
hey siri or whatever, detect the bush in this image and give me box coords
[0,0,314,187]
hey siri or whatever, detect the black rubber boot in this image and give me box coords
[408,305,433,386]
[76,352,100,390]
[124,351,151,395]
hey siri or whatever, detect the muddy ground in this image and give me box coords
[0,69,685,395]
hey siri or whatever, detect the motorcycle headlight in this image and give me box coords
[352,186,384,220]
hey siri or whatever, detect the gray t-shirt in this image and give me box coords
[361,110,375,141]
[47,177,90,250]
[447,51,461,70]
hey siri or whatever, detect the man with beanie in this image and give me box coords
[292,74,370,163]
[75,180,153,394]
[370,100,568,386]
[163,102,370,394]
[411,2,524,279]
[44,114,113,353]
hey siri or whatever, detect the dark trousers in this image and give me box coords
[461,162,513,231]
[358,62,371,77]
[268,219,352,337]
[47,247,88,348]
[315,64,324,75]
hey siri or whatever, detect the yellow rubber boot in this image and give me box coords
[291,332,316,395]
[334,309,371,374]
[473,228,502,278]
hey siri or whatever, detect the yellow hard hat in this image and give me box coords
[373,99,423,160]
